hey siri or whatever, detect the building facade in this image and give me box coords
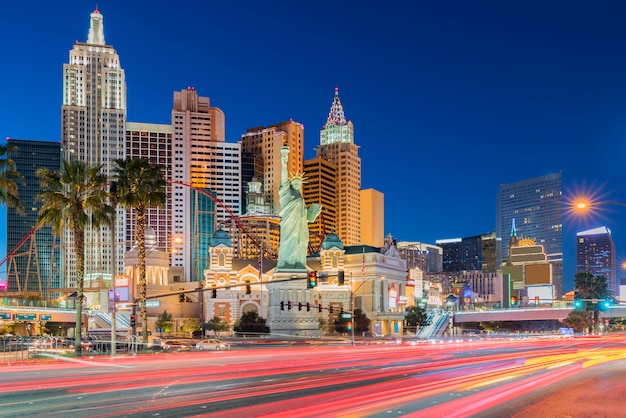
[576,226,617,294]
[360,189,384,247]
[61,9,127,287]
[171,87,240,281]
[302,157,337,252]
[316,88,361,246]
[5,139,61,298]
[240,120,304,215]
[496,173,563,297]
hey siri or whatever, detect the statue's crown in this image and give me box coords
[289,171,307,183]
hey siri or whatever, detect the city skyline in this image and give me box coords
[3,1,626,293]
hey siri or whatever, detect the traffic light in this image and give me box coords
[130,315,136,327]
[211,288,217,298]
[574,298,583,309]
[308,271,318,288]
[346,321,353,331]
[318,304,323,313]
[288,301,292,311]
[246,282,251,294]
[510,296,517,306]
[534,296,540,306]
[306,302,311,312]
[179,293,185,303]
[340,307,344,315]
[329,306,334,314]
[298,302,303,311]
[338,271,345,285]
[280,301,285,311]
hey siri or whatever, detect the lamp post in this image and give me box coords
[347,276,381,346]
[110,181,117,356]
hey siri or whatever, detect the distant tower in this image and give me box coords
[171,87,240,281]
[61,8,127,287]
[239,120,304,214]
[5,139,61,297]
[496,173,563,297]
[316,88,361,246]
[576,227,617,294]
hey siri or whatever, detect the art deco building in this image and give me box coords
[316,88,361,246]
[61,9,127,287]
[576,227,617,294]
[496,173,563,297]
[5,139,61,298]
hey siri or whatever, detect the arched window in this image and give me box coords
[218,253,225,267]
[331,255,338,268]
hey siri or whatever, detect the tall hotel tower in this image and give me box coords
[316,88,361,246]
[496,173,563,297]
[61,9,126,285]
[240,120,304,214]
[172,88,240,281]
[576,227,617,294]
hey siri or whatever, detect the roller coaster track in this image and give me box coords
[0,180,278,272]
[169,180,277,259]
[0,224,41,269]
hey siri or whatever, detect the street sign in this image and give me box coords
[146,301,161,307]
[341,313,352,319]
[0,312,12,320]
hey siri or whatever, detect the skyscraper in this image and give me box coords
[171,87,240,281]
[240,120,304,215]
[5,139,61,298]
[576,226,617,294]
[317,88,361,246]
[302,156,337,252]
[496,173,563,297]
[61,8,127,287]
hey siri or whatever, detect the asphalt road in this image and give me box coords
[0,334,624,417]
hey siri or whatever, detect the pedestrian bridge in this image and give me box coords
[453,305,626,323]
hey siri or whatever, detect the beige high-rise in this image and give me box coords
[317,88,361,246]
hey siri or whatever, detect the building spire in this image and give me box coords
[326,87,347,126]
[87,8,105,45]
[510,218,517,238]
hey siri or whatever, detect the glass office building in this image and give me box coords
[5,139,61,298]
[496,172,563,297]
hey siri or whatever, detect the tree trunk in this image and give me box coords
[137,205,148,347]
[74,225,85,356]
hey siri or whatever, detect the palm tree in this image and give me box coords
[36,159,113,355]
[574,271,611,334]
[0,143,25,214]
[113,157,166,346]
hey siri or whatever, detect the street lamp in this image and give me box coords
[346,276,381,346]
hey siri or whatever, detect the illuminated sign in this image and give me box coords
[16,313,36,321]
[0,312,12,320]
[115,275,129,287]
[40,314,52,321]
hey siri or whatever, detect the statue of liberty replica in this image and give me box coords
[268,145,322,336]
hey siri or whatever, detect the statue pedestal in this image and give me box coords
[267,271,322,337]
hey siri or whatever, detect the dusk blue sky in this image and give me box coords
[2,1,626,293]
